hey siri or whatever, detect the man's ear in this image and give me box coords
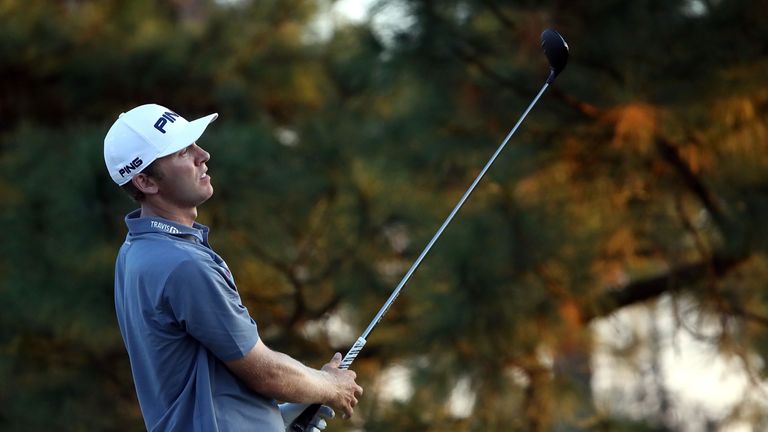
[132,172,160,195]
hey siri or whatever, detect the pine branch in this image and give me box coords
[586,252,747,322]
[655,136,729,232]
[451,42,523,91]
[724,305,768,328]
[479,0,517,31]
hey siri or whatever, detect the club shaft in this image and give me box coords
[291,82,553,432]
[357,82,551,343]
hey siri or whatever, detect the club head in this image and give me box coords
[541,29,569,84]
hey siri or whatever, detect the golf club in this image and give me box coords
[290,28,569,431]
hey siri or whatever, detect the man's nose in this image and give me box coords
[193,144,210,163]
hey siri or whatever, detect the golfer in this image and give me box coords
[104,104,363,431]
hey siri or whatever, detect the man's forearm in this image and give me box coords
[225,339,334,404]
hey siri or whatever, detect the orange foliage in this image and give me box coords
[605,103,658,153]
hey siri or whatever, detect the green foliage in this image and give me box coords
[1,0,768,430]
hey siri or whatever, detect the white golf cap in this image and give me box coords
[104,103,218,185]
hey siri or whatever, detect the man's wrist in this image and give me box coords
[316,369,337,405]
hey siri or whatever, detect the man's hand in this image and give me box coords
[280,403,334,432]
[321,353,364,419]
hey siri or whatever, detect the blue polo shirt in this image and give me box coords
[114,210,284,431]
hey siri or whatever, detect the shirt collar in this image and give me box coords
[124,209,210,244]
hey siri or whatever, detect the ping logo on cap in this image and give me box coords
[119,157,144,178]
[154,111,180,134]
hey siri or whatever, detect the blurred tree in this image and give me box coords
[345,0,768,431]
[1,0,767,431]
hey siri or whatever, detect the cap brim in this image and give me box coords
[157,113,218,158]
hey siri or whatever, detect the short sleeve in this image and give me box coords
[165,259,258,361]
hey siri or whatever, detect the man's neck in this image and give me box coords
[140,201,198,227]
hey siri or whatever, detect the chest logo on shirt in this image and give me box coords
[150,220,180,234]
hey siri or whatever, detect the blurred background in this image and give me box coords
[1,0,767,430]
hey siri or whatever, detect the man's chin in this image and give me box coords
[197,186,214,206]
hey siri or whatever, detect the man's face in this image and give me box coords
[152,143,213,208]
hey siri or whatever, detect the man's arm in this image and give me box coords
[225,339,363,418]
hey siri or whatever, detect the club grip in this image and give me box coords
[289,338,367,431]
[289,404,323,432]
[339,337,366,370]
